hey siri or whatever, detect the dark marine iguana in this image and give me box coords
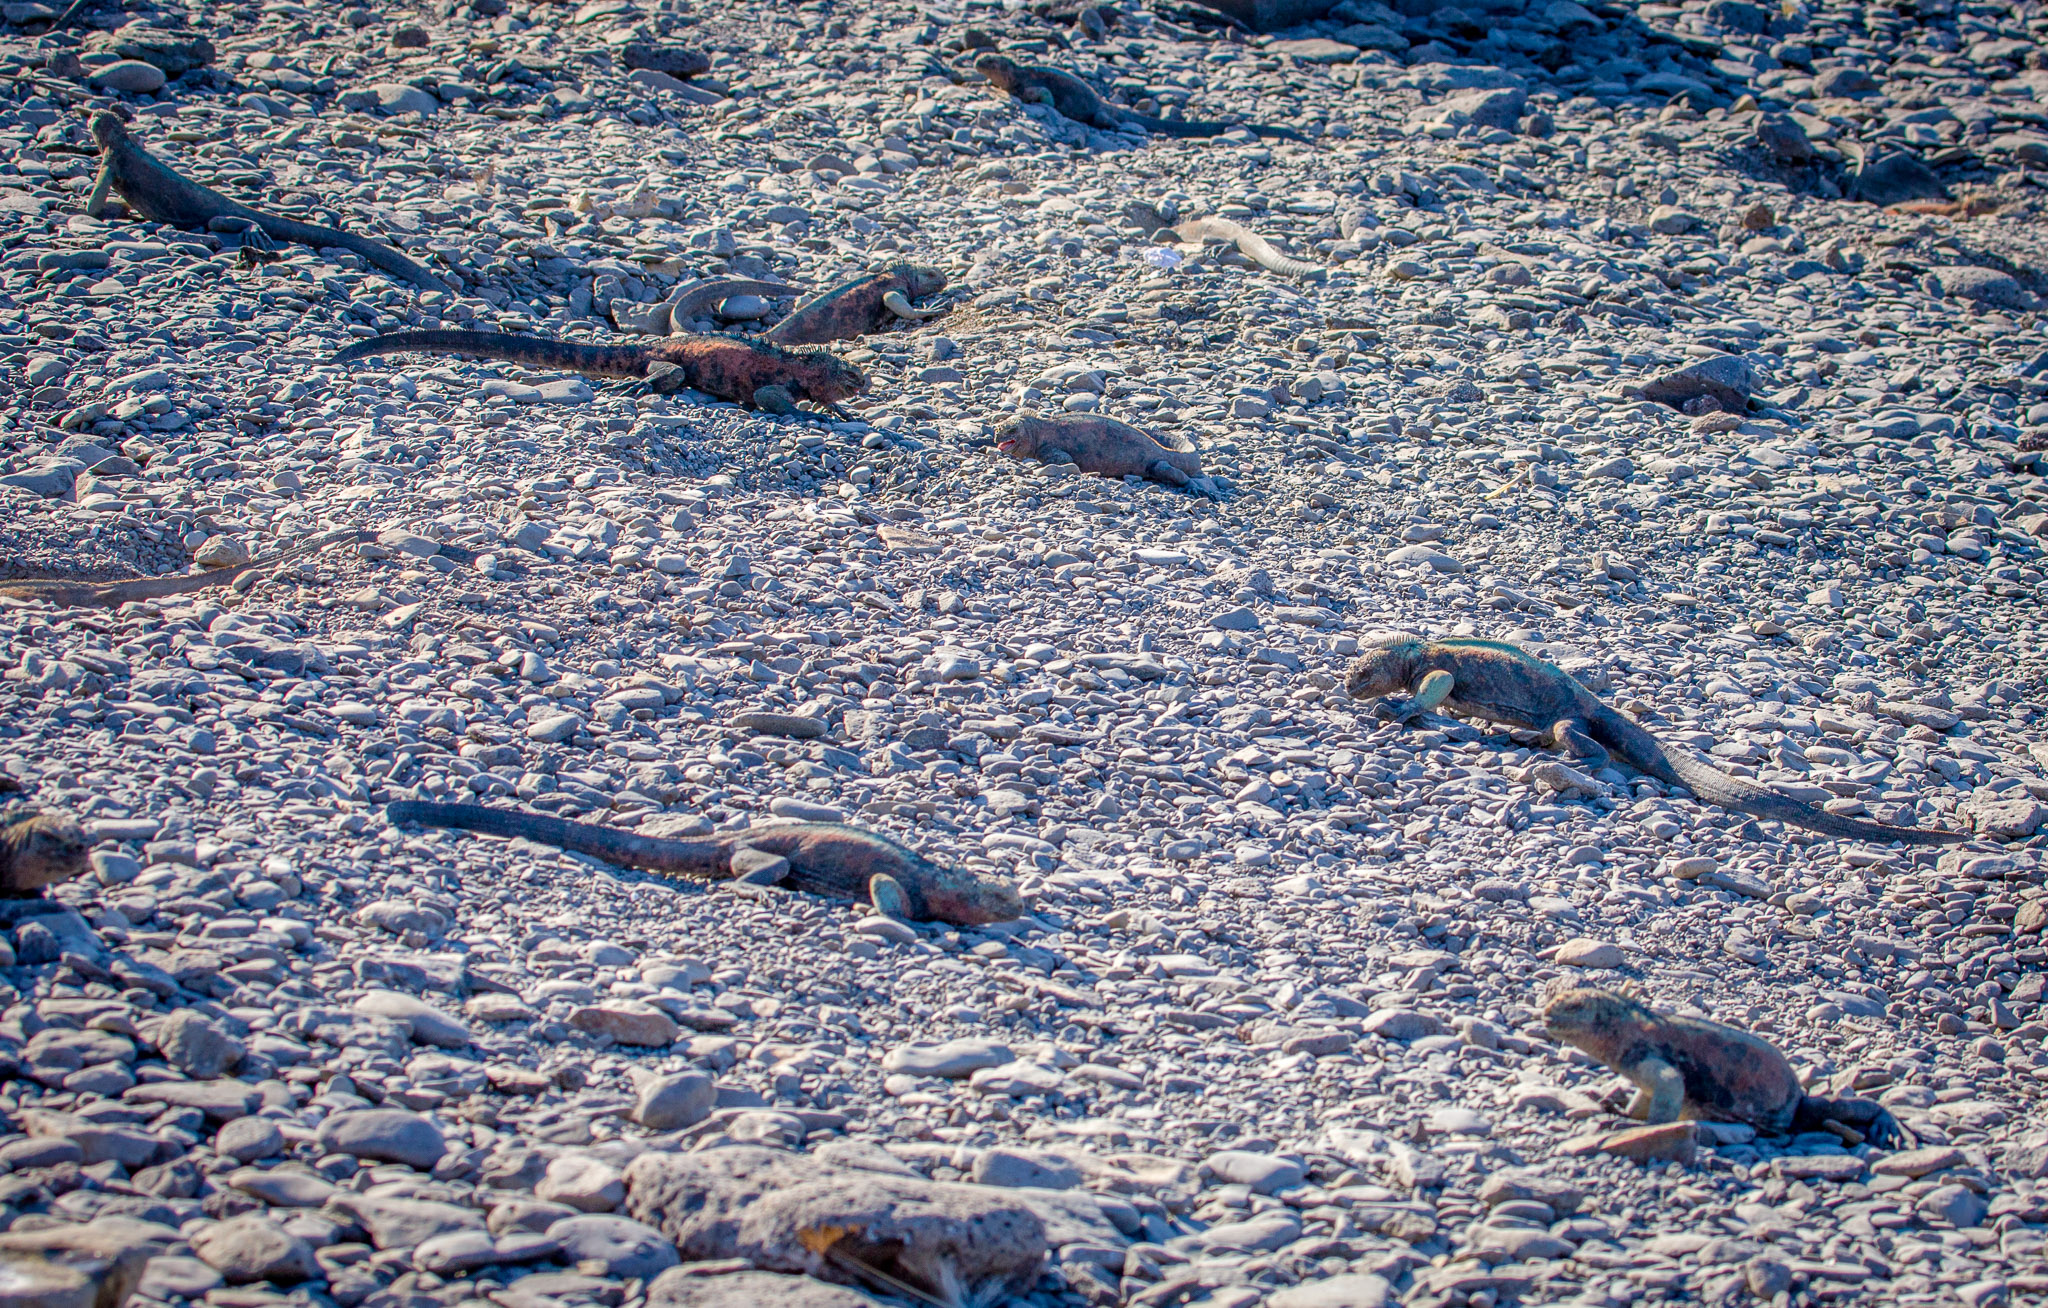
[330,331,865,416]
[763,264,949,346]
[973,54,1309,143]
[385,801,1023,925]
[1345,636,1967,846]
[994,412,1203,487]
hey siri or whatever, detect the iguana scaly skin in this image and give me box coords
[1545,985,1902,1145]
[974,55,1309,143]
[1345,636,1965,846]
[762,265,949,346]
[385,801,1022,925]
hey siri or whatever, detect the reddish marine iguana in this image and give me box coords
[1545,984,1903,1145]
[331,331,866,416]
[385,801,1022,925]
[1346,636,1966,846]
[762,265,949,346]
[974,54,1308,142]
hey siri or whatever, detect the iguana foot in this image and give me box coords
[869,872,910,919]
[1371,697,1422,724]
[1553,718,1611,768]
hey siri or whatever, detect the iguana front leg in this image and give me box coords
[627,360,689,397]
[1551,717,1612,768]
[1373,669,1454,723]
[869,873,910,920]
[752,383,798,415]
[1627,1056,1685,1124]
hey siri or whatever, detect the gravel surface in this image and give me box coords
[3,0,2048,1305]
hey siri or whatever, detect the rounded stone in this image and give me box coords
[547,1214,680,1280]
[314,1108,446,1170]
[215,1116,285,1163]
[88,59,168,93]
[634,1071,716,1131]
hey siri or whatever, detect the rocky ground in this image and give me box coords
[4,0,2048,1305]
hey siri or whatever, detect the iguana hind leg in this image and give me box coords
[1553,718,1611,768]
[1147,459,1191,487]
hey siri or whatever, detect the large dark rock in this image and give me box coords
[1848,151,1948,206]
[83,28,214,77]
[621,43,711,78]
[1752,115,1813,164]
[1636,355,1756,412]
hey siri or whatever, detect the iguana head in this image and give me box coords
[993,413,1050,461]
[1344,635,1425,701]
[785,349,868,405]
[1542,984,1651,1045]
[920,865,1025,926]
[897,264,948,300]
[973,53,1020,91]
[1,807,90,894]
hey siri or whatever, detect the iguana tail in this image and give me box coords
[1588,709,1968,846]
[100,526,363,603]
[331,331,653,379]
[385,801,721,875]
[1116,111,1308,142]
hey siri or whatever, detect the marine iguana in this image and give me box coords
[85,112,445,293]
[385,801,1023,925]
[1,806,89,899]
[1345,636,1966,846]
[0,528,362,608]
[1545,984,1903,1145]
[973,54,1309,143]
[330,331,865,416]
[994,413,1203,487]
[762,265,949,345]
